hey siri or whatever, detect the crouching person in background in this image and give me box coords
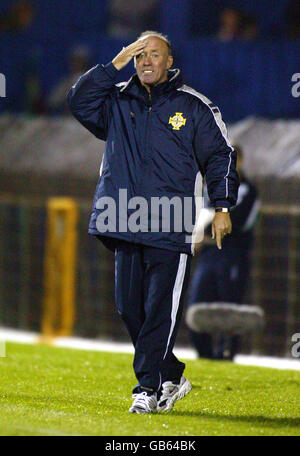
[186,145,263,360]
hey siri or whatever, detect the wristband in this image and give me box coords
[215,207,230,213]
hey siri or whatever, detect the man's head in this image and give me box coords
[70,45,90,74]
[134,31,173,90]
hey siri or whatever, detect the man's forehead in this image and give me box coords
[138,35,168,50]
[138,34,168,43]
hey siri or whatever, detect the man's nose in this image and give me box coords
[143,55,151,65]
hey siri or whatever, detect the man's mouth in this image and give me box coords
[143,70,154,74]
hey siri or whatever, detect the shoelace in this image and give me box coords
[159,382,178,400]
[132,391,157,410]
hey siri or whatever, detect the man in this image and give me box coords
[68,31,239,414]
[186,146,260,360]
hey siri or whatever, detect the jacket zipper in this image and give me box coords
[135,94,152,190]
[145,93,152,163]
[148,93,152,112]
[131,94,152,241]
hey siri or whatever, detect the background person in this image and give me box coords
[217,7,244,42]
[46,45,91,114]
[107,0,159,39]
[186,145,260,360]
[0,0,35,34]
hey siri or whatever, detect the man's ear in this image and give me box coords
[167,55,173,70]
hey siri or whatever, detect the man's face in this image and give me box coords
[135,36,173,89]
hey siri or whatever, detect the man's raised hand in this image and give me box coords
[112,39,148,71]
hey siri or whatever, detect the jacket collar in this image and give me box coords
[119,68,183,104]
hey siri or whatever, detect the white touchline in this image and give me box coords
[1,328,300,371]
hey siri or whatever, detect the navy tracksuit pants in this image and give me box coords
[115,241,191,392]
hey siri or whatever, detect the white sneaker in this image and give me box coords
[129,391,157,414]
[157,376,192,412]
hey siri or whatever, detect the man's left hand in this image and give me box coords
[211,212,232,250]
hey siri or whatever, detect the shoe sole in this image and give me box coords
[129,394,157,414]
[129,406,156,414]
[158,378,192,412]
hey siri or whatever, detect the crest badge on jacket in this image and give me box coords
[169,112,186,130]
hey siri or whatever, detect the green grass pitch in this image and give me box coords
[0,342,300,436]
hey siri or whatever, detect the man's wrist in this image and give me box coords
[111,59,122,71]
[215,207,230,213]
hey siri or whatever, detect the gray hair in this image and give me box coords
[137,30,172,55]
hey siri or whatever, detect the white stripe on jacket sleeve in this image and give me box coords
[177,85,234,201]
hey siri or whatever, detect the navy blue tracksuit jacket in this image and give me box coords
[68,62,239,254]
[68,62,239,391]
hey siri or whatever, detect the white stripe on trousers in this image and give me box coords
[163,253,188,361]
